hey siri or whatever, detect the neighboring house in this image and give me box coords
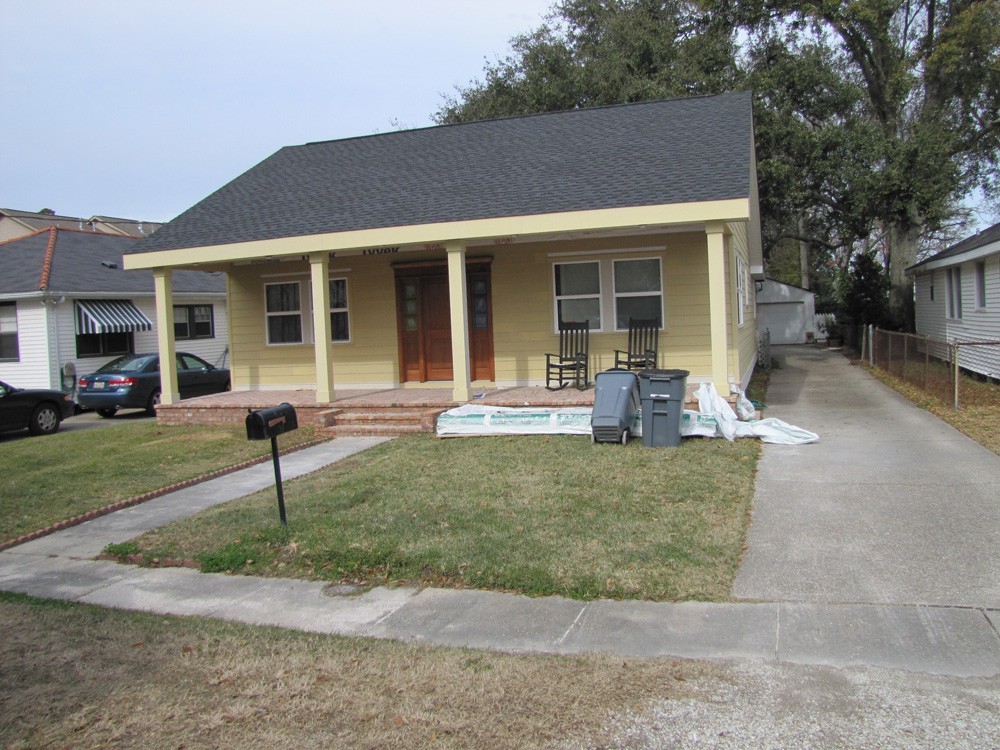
[909,221,1000,379]
[756,279,817,344]
[0,227,227,391]
[0,208,162,243]
[125,92,763,405]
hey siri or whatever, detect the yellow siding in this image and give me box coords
[228,256,400,389]
[226,225,753,389]
[726,221,759,387]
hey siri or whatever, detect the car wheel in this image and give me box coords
[29,403,61,435]
[97,408,118,418]
[145,389,161,416]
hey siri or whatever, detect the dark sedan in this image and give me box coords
[77,352,231,417]
[0,380,76,435]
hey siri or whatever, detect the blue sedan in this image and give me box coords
[0,380,76,435]
[77,352,231,417]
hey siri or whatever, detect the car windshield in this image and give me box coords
[96,354,157,373]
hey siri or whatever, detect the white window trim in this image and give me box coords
[553,260,603,332]
[0,301,19,362]
[974,261,987,310]
[947,267,963,320]
[552,256,665,333]
[264,280,307,346]
[611,257,664,331]
[329,277,351,344]
[736,256,747,326]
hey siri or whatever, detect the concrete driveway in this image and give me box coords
[733,346,1000,608]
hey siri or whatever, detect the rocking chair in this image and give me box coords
[613,318,659,370]
[545,321,590,390]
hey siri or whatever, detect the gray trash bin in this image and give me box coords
[590,369,640,444]
[638,369,689,447]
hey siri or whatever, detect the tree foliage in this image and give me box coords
[437,0,1000,329]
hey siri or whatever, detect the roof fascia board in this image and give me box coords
[910,241,1000,272]
[124,199,751,270]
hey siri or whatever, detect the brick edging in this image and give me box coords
[0,438,329,552]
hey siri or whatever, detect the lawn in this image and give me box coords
[120,433,760,602]
[0,592,715,750]
[0,422,319,544]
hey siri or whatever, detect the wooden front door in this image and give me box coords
[396,266,494,383]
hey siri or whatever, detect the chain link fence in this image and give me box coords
[863,327,1000,410]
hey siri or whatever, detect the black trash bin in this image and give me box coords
[591,369,640,444]
[638,369,689,447]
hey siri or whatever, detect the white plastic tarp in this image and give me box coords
[435,384,818,444]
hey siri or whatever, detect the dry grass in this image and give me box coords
[866,365,1000,456]
[0,593,718,749]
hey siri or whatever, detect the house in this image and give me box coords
[0,227,227,391]
[908,221,1000,379]
[756,279,817,344]
[0,208,162,243]
[123,92,763,408]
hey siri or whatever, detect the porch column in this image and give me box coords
[152,268,179,405]
[309,252,336,403]
[446,241,472,402]
[705,223,730,392]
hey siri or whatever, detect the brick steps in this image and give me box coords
[318,406,446,437]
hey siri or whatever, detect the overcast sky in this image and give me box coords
[1,0,554,223]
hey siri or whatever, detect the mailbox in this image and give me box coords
[246,403,298,441]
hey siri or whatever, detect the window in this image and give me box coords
[947,267,962,319]
[329,278,350,342]
[736,257,748,326]
[613,258,663,329]
[554,262,601,329]
[929,273,935,302]
[173,304,215,340]
[265,282,303,344]
[553,257,664,331]
[975,261,987,309]
[76,331,133,357]
[0,302,18,361]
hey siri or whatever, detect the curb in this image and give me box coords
[0,438,329,552]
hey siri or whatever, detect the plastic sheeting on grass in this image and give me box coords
[435,384,818,444]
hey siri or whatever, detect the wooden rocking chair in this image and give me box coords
[545,321,590,390]
[613,318,659,370]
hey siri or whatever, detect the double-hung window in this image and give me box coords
[554,262,602,330]
[947,268,963,319]
[975,261,987,309]
[553,256,664,331]
[265,282,304,344]
[613,258,663,329]
[0,302,18,361]
[173,304,215,340]
[736,257,748,325]
[329,278,350,342]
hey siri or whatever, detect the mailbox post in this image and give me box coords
[246,403,299,526]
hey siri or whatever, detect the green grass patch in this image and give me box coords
[0,422,319,543]
[132,434,760,602]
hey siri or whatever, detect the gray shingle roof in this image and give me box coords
[0,228,226,295]
[909,221,1000,270]
[136,92,754,253]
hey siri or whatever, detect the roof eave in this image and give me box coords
[908,240,1000,273]
[124,199,752,270]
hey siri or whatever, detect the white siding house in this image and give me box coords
[909,222,1000,379]
[755,278,817,344]
[0,228,228,392]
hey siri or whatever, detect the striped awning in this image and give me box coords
[75,299,153,334]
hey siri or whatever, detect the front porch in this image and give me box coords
[156,385,611,436]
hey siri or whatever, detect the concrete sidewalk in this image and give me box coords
[2,357,999,679]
